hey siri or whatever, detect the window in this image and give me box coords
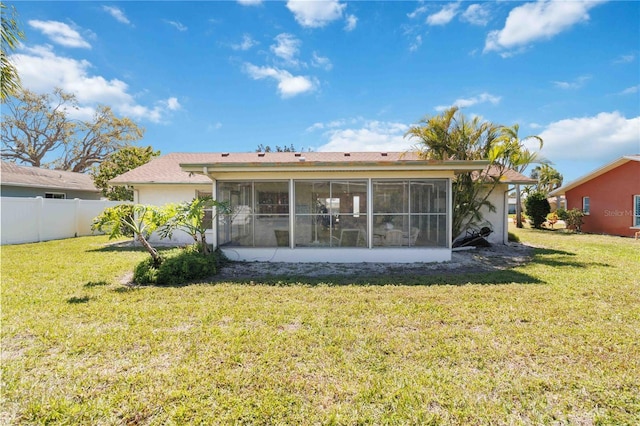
[372,179,448,247]
[45,192,66,199]
[582,196,590,215]
[634,195,640,227]
[217,181,289,247]
[196,190,213,230]
[294,180,367,247]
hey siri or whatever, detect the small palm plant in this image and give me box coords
[92,204,170,267]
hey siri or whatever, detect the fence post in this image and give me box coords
[74,198,81,237]
[36,196,44,242]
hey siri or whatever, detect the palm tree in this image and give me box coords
[406,107,542,239]
[1,3,25,101]
[531,164,563,195]
[494,124,544,228]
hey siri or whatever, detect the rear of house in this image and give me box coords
[550,155,640,237]
[111,152,530,263]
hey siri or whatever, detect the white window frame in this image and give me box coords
[582,196,590,215]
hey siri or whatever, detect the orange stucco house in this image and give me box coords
[550,155,640,237]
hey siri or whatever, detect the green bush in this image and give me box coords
[565,208,585,232]
[133,245,220,285]
[556,208,568,221]
[525,191,551,229]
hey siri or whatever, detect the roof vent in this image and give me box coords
[299,157,306,162]
[222,152,229,157]
[381,152,388,156]
[344,152,351,157]
[258,152,265,157]
[294,153,302,157]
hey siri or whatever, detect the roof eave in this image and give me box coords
[549,156,638,196]
[179,160,490,175]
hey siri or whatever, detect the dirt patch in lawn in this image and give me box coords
[214,243,534,281]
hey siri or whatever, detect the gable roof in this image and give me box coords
[1,161,99,192]
[549,155,640,196]
[110,152,492,185]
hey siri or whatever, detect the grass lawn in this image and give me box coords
[1,228,639,424]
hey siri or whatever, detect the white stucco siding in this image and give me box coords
[478,184,509,245]
[134,184,213,244]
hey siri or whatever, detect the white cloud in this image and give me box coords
[613,53,636,64]
[461,4,490,26]
[286,0,346,28]
[271,33,301,65]
[102,6,131,25]
[11,45,179,123]
[164,97,181,111]
[407,5,428,19]
[244,63,317,98]
[426,3,460,26]
[435,92,501,111]
[344,14,357,31]
[232,34,258,51]
[28,20,91,49]
[314,120,411,152]
[409,35,423,52]
[165,20,187,32]
[538,112,640,161]
[311,52,332,71]
[484,0,605,55]
[237,0,263,5]
[552,75,591,90]
[619,85,639,95]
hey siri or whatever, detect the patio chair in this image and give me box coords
[384,229,404,246]
[332,229,361,247]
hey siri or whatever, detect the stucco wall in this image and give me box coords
[566,160,640,237]
[134,184,214,244]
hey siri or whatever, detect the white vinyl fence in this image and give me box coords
[1,197,126,245]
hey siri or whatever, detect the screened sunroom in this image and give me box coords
[179,152,489,263]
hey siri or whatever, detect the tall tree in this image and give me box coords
[91,146,160,201]
[1,88,144,172]
[1,2,24,101]
[494,124,544,228]
[531,164,563,195]
[405,107,543,239]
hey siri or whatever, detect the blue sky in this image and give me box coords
[7,0,640,182]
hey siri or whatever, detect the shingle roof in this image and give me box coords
[110,152,488,185]
[109,151,532,185]
[1,161,100,192]
[109,153,214,185]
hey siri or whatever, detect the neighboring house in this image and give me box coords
[549,155,640,237]
[0,161,101,200]
[111,152,533,263]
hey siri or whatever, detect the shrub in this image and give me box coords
[133,245,221,285]
[565,208,585,232]
[525,191,551,229]
[556,208,568,221]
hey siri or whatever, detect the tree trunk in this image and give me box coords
[515,184,523,228]
[137,233,162,267]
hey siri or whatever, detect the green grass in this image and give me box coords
[1,229,639,424]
